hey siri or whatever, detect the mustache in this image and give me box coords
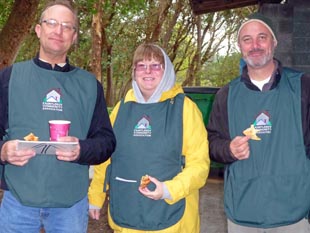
[248,48,265,55]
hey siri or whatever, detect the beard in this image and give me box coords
[243,47,274,68]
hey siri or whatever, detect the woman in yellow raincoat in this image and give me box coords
[88,43,210,233]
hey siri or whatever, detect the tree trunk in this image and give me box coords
[104,44,114,107]
[0,0,40,69]
[90,1,103,83]
[146,0,171,43]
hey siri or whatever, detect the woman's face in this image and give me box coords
[134,58,164,101]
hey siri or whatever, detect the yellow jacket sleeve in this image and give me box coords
[88,102,121,208]
[88,160,110,208]
[164,96,210,204]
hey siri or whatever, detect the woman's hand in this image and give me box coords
[89,209,101,220]
[138,176,164,200]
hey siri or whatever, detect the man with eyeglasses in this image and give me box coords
[0,1,116,232]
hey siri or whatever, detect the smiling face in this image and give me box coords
[35,4,77,64]
[132,44,165,101]
[238,21,277,70]
[134,58,165,101]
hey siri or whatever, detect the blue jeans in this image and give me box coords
[0,191,89,233]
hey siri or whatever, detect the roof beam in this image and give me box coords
[190,0,283,15]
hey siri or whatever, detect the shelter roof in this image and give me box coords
[190,0,284,15]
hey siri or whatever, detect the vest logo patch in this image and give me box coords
[42,89,63,112]
[253,111,272,135]
[133,115,151,137]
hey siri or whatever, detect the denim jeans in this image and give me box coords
[0,191,89,233]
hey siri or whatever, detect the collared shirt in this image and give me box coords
[240,60,281,92]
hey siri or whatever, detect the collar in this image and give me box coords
[241,59,282,91]
[33,54,75,72]
[125,84,184,103]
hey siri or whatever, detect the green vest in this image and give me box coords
[5,60,97,207]
[226,68,310,227]
[107,94,185,230]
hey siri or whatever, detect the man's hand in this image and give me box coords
[1,140,36,166]
[55,136,80,161]
[230,136,250,160]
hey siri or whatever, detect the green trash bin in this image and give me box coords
[183,87,224,176]
[183,87,218,127]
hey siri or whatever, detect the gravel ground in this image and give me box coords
[0,177,226,233]
[200,179,227,233]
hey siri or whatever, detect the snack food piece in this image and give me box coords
[24,133,39,141]
[243,124,261,140]
[140,175,151,188]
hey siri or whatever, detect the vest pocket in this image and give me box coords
[109,175,185,230]
[109,176,142,228]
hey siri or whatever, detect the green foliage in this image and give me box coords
[15,31,40,62]
[14,0,48,62]
[0,0,14,30]
[202,52,242,87]
[107,107,113,114]
[2,0,257,105]
[59,0,147,88]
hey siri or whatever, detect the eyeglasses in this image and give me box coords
[135,63,163,72]
[41,19,77,32]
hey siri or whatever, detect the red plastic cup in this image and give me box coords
[49,120,71,141]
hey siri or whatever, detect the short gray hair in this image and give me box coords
[40,0,78,29]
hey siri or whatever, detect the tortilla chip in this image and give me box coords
[140,175,151,188]
[243,124,261,141]
[24,132,39,141]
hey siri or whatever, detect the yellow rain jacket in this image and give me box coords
[88,85,210,233]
